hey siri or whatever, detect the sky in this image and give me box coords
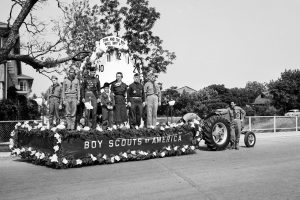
[1,0,300,95]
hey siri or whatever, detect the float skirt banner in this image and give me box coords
[61,132,193,158]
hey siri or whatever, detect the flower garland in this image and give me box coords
[10,120,202,169]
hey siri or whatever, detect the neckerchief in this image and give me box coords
[151,81,157,94]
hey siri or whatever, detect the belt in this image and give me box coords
[147,94,158,97]
[50,96,60,99]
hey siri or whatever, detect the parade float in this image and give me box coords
[9,37,250,169]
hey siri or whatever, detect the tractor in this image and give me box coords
[195,109,256,151]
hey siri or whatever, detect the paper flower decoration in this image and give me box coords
[10,131,15,137]
[30,150,36,156]
[84,102,93,110]
[114,155,120,162]
[90,154,97,161]
[50,154,58,162]
[62,158,68,164]
[40,153,45,159]
[83,126,90,131]
[122,152,128,158]
[76,159,82,165]
[15,122,21,129]
[96,125,103,132]
[56,124,66,130]
[53,145,59,152]
[54,133,60,139]
[35,152,41,158]
[76,126,82,131]
[168,100,176,106]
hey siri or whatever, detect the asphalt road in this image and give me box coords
[1,132,300,200]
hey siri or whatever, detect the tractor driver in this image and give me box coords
[227,101,246,150]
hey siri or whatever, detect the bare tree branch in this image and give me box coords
[7,2,18,27]
[5,50,91,69]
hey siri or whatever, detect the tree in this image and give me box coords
[245,81,267,103]
[268,69,300,112]
[1,0,175,76]
[60,0,176,75]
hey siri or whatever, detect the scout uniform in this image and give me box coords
[81,69,101,129]
[100,82,115,128]
[47,76,62,127]
[127,79,144,128]
[111,81,128,125]
[62,69,80,130]
[144,74,161,127]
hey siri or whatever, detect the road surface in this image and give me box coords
[1,132,300,200]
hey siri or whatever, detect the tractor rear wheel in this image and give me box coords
[203,115,231,151]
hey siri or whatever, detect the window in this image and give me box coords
[19,80,27,91]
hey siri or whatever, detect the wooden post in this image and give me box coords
[296,116,298,132]
[274,116,276,133]
[249,117,252,131]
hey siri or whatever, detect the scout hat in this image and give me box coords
[103,82,110,88]
[51,75,58,80]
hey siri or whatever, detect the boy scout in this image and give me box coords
[47,75,62,127]
[62,68,80,130]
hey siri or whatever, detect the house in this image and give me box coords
[0,22,34,100]
[252,92,272,106]
[175,86,197,95]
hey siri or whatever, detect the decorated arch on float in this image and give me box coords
[81,36,135,85]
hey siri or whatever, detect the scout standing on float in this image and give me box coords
[100,82,115,129]
[81,67,101,129]
[144,73,161,128]
[62,68,80,130]
[127,73,145,128]
[47,75,62,127]
[111,72,128,127]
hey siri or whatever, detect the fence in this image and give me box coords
[243,116,300,133]
[0,120,41,142]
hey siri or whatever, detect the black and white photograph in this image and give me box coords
[1,0,300,199]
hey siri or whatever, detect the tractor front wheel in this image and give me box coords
[244,131,256,147]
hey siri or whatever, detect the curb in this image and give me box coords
[0,152,11,158]
[0,142,10,153]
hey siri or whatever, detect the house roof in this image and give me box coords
[0,21,7,28]
[176,86,197,92]
[252,94,271,105]
[17,74,34,80]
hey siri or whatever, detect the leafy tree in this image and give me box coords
[268,69,300,113]
[60,0,176,75]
